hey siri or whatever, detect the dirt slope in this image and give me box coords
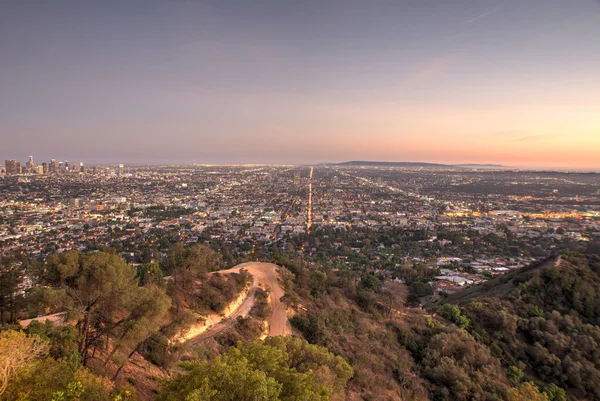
[188,261,291,344]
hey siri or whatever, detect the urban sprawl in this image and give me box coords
[2,157,599,296]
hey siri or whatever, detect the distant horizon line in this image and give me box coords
[3,157,598,173]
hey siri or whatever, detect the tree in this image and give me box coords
[137,262,165,288]
[261,336,353,399]
[310,270,328,297]
[0,260,24,325]
[157,337,352,401]
[507,382,549,401]
[105,284,171,380]
[0,330,48,396]
[158,353,282,401]
[409,282,433,297]
[33,251,170,367]
[382,281,408,315]
[543,384,567,401]
[26,320,79,363]
[507,365,524,385]
[359,273,380,292]
[3,348,133,401]
[421,327,510,400]
[167,244,219,312]
[438,304,470,329]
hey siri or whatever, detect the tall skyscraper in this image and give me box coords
[79,162,84,173]
[26,155,35,171]
[42,162,48,174]
[118,164,124,177]
[4,160,21,174]
[50,159,57,174]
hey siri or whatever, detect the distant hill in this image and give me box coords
[326,161,507,169]
[453,163,507,169]
[330,161,456,168]
[440,253,600,400]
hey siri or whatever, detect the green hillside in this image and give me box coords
[440,253,600,400]
[3,248,600,400]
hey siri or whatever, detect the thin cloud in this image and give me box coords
[463,7,501,24]
[512,134,558,142]
[402,57,454,86]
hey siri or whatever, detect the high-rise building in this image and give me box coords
[118,164,124,177]
[50,159,57,174]
[79,162,84,173]
[4,160,21,174]
[42,162,48,174]
[26,155,35,170]
[58,161,63,173]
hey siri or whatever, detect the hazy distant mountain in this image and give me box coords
[326,161,507,169]
[329,161,456,168]
[453,163,506,169]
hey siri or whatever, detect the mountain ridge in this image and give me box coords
[323,160,506,169]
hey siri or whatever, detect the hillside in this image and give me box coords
[4,247,600,400]
[440,256,555,304]
[439,253,600,400]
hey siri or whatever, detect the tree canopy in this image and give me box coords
[29,251,170,371]
[157,337,353,401]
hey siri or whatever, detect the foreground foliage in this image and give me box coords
[0,329,135,401]
[157,337,353,401]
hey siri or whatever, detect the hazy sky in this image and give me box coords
[1,0,599,168]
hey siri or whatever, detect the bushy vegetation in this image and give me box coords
[282,251,600,400]
[194,270,251,313]
[157,337,353,401]
[27,251,171,375]
[441,253,600,400]
[3,242,599,401]
[284,260,430,400]
[0,328,135,401]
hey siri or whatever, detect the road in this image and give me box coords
[307,167,313,233]
[188,262,291,344]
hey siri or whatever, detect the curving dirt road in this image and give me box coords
[188,262,291,345]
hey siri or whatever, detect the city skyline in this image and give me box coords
[2,153,600,173]
[1,0,600,169]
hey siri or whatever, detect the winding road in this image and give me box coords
[188,262,291,344]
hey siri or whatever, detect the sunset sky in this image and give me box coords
[1,0,599,169]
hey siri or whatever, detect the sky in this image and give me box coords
[1,0,599,169]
